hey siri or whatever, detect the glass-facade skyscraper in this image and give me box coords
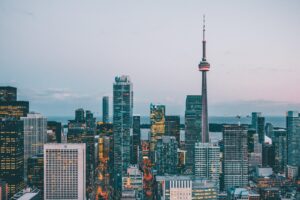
[113,75,133,197]
[155,136,178,175]
[286,111,300,167]
[223,125,248,191]
[184,95,202,174]
[21,112,47,183]
[131,115,140,164]
[102,96,109,123]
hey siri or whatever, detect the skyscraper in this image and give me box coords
[150,104,165,161]
[102,96,109,123]
[0,86,29,120]
[286,111,300,167]
[272,129,287,172]
[194,142,220,189]
[262,143,275,168]
[165,115,180,145]
[21,112,47,182]
[131,115,141,164]
[198,16,210,143]
[0,86,17,102]
[0,119,24,198]
[155,136,178,175]
[75,108,85,122]
[184,95,201,174]
[44,143,86,200]
[223,125,248,190]
[113,75,133,196]
[68,109,96,197]
[257,116,265,144]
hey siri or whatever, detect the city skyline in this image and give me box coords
[1,1,300,116]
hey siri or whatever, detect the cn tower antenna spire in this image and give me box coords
[203,15,206,41]
[202,15,207,61]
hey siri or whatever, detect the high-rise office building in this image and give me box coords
[251,112,262,130]
[150,104,165,161]
[286,111,300,167]
[21,112,47,182]
[102,96,109,123]
[0,86,29,120]
[250,112,266,143]
[0,86,17,102]
[44,143,86,200]
[0,119,24,198]
[198,16,210,143]
[194,142,220,189]
[257,116,265,144]
[262,143,275,168]
[272,129,287,172]
[165,115,180,145]
[75,108,85,122]
[184,95,201,174]
[155,136,178,175]
[68,109,96,197]
[27,154,43,195]
[47,121,62,143]
[131,115,140,164]
[265,123,274,138]
[113,75,133,196]
[223,125,248,190]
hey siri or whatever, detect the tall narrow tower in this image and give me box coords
[198,16,210,143]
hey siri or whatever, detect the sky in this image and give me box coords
[0,0,300,117]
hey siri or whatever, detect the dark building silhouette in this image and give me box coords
[0,119,24,198]
[0,86,17,102]
[102,96,109,123]
[27,154,44,196]
[131,115,140,164]
[0,86,29,120]
[262,143,275,168]
[75,108,85,122]
[165,115,180,145]
[272,129,287,172]
[257,116,265,144]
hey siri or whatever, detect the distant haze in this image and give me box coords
[0,0,299,116]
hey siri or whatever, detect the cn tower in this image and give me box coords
[198,16,210,143]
